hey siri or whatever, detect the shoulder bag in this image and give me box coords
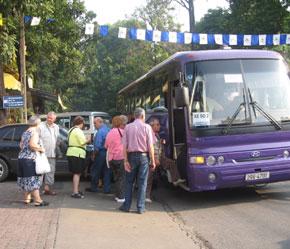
[35,152,51,174]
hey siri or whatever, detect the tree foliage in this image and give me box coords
[1,0,290,117]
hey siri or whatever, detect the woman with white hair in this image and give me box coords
[17,115,49,206]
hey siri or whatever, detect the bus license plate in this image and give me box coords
[245,172,270,181]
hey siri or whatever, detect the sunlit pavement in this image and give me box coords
[0,177,201,249]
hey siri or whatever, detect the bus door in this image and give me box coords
[169,80,188,180]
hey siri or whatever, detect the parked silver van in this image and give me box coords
[40,111,111,138]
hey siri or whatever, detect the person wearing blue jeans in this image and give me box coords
[90,149,111,193]
[122,152,149,213]
[86,117,111,193]
[119,108,155,214]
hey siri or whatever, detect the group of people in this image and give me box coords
[17,108,184,213]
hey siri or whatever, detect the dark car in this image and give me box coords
[0,124,69,182]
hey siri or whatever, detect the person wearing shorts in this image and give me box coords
[66,116,90,198]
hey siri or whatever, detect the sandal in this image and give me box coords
[43,190,57,196]
[24,198,33,204]
[71,192,84,199]
[34,201,49,207]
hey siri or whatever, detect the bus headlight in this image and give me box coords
[283,150,289,158]
[206,156,216,166]
[217,156,225,164]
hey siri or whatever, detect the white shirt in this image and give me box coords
[39,121,59,158]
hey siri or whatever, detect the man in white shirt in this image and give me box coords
[39,111,59,195]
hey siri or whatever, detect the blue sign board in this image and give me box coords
[3,96,24,108]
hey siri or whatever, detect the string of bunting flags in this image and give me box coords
[87,24,290,46]
[24,16,55,25]
[4,15,290,46]
[117,26,290,46]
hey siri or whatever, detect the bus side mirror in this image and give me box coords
[175,86,189,107]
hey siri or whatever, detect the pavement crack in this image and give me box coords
[51,207,61,249]
[158,198,213,249]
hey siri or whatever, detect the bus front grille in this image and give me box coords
[234,156,275,163]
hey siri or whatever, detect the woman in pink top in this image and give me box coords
[105,116,127,202]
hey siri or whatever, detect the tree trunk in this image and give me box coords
[19,12,27,123]
[188,0,195,50]
[0,62,7,125]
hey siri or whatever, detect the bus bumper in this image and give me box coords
[187,159,290,192]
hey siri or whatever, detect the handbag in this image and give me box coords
[35,152,51,174]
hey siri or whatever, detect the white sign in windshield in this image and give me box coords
[192,112,210,126]
[224,74,243,83]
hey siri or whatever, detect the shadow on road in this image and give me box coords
[153,180,290,211]
[0,175,166,214]
[2,175,290,214]
[278,238,290,249]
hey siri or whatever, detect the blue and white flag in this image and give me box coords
[259,35,266,45]
[31,17,41,26]
[286,34,290,44]
[152,30,161,42]
[184,33,192,44]
[244,35,252,46]
[99,25,109,37]
[214,34,223,45]
[229,34,237,45]
[118,27,127,39]
[273,34,280,45]
[137,29,146,40]
[85,23,94,35]
[199,34,208,45]
[168,32,177,43]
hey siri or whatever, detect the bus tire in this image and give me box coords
[0,159,9,182]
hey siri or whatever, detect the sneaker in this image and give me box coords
[115,197,125,203]
[137,209,145,214]
[71,193,84,199]
[145,198,152,203]
[34,201,49,207]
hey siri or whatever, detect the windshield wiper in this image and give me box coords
[248,88,282,130]
[222,89,247,135]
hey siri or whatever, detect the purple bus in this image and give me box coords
[117,49,290,192]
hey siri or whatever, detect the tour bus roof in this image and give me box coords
[118,49,282,94]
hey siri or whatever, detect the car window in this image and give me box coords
[0,127,15,141]
[59,128,68,139]
[0,127,10,138]
[56,117,70,129]
[14,126,28,141]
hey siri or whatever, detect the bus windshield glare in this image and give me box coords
[186,59,290,127]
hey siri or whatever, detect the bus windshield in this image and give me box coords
[186,59,290,127]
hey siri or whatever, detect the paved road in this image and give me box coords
[154,181,290,249]
[1,176,290,249]
[0,177,202,249]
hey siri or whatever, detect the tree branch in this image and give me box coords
[173,0,189,10]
